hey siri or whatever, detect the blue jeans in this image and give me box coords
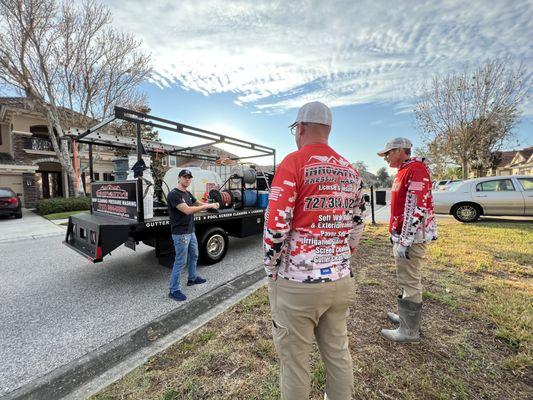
[169,233,199,293]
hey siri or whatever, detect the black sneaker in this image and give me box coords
[168,290,187,301]
[187,276,206,286]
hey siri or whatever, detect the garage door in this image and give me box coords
[0,173,24,205]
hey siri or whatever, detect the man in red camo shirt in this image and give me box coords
[377,137,437,343]
[264,101,365,400]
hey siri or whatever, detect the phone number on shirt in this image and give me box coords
[304,195,356,211]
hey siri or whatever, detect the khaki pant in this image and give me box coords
[268,276,356,400]
[393,242,426,303]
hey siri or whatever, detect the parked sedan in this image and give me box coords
[0,187,22,219]
[433,175,533,222]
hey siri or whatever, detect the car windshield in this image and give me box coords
[0,189,15,197]
[445,181,463,192]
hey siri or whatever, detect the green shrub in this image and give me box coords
[36,196,91,215]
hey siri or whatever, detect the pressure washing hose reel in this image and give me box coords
[208,189,234,209]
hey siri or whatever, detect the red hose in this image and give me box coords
[221,190,232,207]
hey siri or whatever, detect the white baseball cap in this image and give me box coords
[289,101,332,128]
[377,137,413,156]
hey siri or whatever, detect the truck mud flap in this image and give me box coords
[63,213,133,262]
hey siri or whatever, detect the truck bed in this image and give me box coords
[64,208,265,263]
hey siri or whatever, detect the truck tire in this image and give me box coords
[452,203,481,223]
[198,227,228,265]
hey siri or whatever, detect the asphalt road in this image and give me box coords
[0,233,263,396]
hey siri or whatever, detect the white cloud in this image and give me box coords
[107,0,533,113]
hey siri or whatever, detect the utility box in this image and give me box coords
[376,190,387,205]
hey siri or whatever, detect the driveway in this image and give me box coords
[0,208,64,243]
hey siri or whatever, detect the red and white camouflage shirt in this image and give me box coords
[390,157,438,246]
[263,143,365,283]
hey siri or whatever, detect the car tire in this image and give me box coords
[198,227,228,265]
[452,203,481,223]
[14,212,22,219]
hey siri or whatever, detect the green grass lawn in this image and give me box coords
[91,219,532,400]
[43,210,89,220]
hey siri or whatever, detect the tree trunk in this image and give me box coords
[60,140,72,198]
[46,108,80,198]
[462,160,469,180]
[62,169,69,198]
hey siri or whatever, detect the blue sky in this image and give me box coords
[108,0,532,173]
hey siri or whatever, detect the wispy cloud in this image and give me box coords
[108,0,533,113]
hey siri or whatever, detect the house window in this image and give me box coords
[161,157,167,167]
[169,155,176,167]
[94,172,100,181]
[103,173,114,181]
[476,179,515,192]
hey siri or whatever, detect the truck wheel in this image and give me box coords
[452,203,481,223]
[199,227,228,265]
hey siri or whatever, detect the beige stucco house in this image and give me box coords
[480,147,533,177]
[0,97,116,207]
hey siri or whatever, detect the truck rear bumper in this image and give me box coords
[62,240,103,262]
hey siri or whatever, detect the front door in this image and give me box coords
[39,172,63,198]
[473,178,524,215]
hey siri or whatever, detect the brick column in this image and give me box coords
[22,173,39,208]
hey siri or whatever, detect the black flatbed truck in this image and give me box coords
[63,107,275,266]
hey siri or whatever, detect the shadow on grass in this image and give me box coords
[477,216,533,225]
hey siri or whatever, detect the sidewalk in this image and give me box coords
[366,203,390,223]
[367,204,460,224]
[0,208,65,243]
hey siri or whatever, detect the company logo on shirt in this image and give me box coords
[308,155,351,167]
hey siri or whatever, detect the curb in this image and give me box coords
[1,267,267,400]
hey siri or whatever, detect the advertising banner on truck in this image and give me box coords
[91,181,138,220]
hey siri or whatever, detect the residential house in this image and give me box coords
[474,146,533,177]
[506,146,533,176]
[0,97,116,207]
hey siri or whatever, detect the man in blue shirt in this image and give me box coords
[167,169,219,301]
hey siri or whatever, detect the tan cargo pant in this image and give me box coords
[393,242,426,303]
[268,276,356,400]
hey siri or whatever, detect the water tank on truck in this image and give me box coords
[162,167,223,202]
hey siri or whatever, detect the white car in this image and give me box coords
[433,175,533,222]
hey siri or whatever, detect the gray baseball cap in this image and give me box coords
[377,137,413,156]
[289,101,332,128]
